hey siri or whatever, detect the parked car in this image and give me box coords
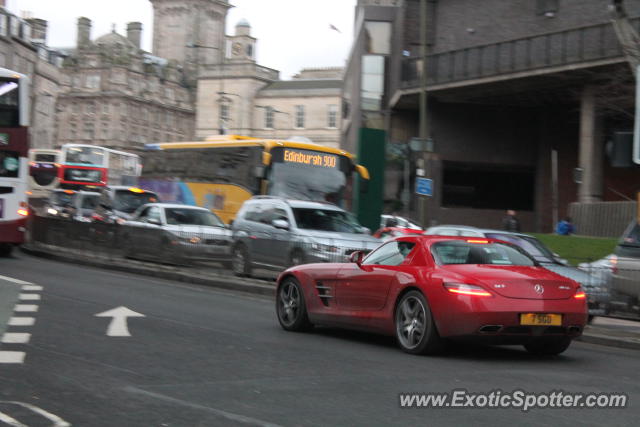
[424,225,610,317]
[609,221,640,315]
[231,196,381,276]
[373,226,424,241]
[380,214,422,230]
[121,203,232,265]
[276,236,587,356]
[44,189,100,222]
[93,186,160,224]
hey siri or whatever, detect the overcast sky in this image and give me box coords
[5,0,355,78]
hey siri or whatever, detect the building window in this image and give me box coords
[220,103,230,123]
[10,16,19,37]
[361,55,385,111]
[86,75,101,89]
[364,21,392,55]
[327,104,338,128]
[83,123,94,140]
[294,105,305,128]
[264,106,274,129]
[86,102,95,115]
[0,15,7,37]
[102,103,109,114]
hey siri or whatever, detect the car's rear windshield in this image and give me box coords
[292,208,360,233]
[165,208,224,227]
[113,190,158,213]
[485,233,555,263]
[431,241,535,266]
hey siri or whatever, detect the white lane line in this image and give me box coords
[2,333,31,344]
[0,351,26,364]
[18,293,40,301]
[8,317,35,327]
[13,304,38,313]
[0,402,71,427]
[0,275,32,286]
[21,285,43,292]
[0,411,27,427]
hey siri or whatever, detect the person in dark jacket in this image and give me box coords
[502,209,521,232]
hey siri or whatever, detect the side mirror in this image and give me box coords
[148,218,161,226]
[349,251,364,266]
[272,219,290,230]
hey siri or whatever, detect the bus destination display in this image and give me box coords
[283,149,338,169]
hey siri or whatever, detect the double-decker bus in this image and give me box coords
[0,67,30,256]
[59,144,141,190]
[28,148,60,197]
[140,135,369,223]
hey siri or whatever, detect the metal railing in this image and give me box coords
[400,19,633,89]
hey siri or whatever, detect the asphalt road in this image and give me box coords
[0,251,639,426]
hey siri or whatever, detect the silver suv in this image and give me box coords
[231,197,381,276]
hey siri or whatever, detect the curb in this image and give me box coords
[21,245,276,297]
[577,331,640,351]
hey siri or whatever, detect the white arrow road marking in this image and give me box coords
[0,275,32,286]
[95,306,145,337]
[1,333,30,344]
[0,351,25,364]
[0,402,71,427]
[8,317,35,327]
[18,294,40,301]
[13,305,38,313]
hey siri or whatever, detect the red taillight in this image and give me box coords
[574,288,587,299]
[610,255,618,275]
[444,283,492,297]
[18,202,29,217]
[466,239,490,244]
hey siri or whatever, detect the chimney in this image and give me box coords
[126,22,142,49]
[26,18,47,43]
[77,17,91,48]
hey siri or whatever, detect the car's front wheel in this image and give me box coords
[524,336,572,356]
[276,277,313,332]
[395,291,443,355]
[232,244,251,277]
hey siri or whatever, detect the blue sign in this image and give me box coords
[415,177,433,197]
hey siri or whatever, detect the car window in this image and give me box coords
[431,241,535,266]
[485,233,554,263]
[147,206,161,223]
[165,208,224,227]
[292,208,360,233]
[80,195,99,209]
[363,241,416,266]
[243,203,264,222]
[263,207,289,225]
[622,223,640,246]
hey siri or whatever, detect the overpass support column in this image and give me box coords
[578,85,604,203]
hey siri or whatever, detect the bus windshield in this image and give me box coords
[113,190,158,214]
[65,146,106,166]
[267,148,348,204]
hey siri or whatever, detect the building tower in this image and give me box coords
[149,0,232,78]
[227,18,256,63]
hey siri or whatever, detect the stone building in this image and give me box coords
[54,18,195,151]
[342,0,640,234]
[0,2,65,150]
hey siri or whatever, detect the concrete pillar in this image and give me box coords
[578,85,604,203]
[126,22,143,49]
[77,17,91,48]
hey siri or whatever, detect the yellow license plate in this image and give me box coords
[520,313,562,326]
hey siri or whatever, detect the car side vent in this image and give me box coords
[316,281,332,307]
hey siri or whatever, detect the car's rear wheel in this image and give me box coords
[232,244,251,277]
[0,244,13,257]
[276,277,313,332]
[523,336,572,356]
[395,291,443,355]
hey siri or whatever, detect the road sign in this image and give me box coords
[415,177,433,197]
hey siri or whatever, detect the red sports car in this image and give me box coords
[276,236,588,355]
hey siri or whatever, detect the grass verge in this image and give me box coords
[529,233,618,265]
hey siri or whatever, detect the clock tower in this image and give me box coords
[227,18,256,63]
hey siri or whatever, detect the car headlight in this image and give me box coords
[311,242,339,253]
[47,208,58,215]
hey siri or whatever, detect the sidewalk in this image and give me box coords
[579,316,640,350]
[21,242,640,351]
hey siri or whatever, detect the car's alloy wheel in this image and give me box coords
[232,245,251,276]
[276,278,312,331]
[395,291,443,355]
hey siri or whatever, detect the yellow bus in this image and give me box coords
[140,135,369,223]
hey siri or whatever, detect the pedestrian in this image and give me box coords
[556,217,575,236]
[502,209,521,232]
